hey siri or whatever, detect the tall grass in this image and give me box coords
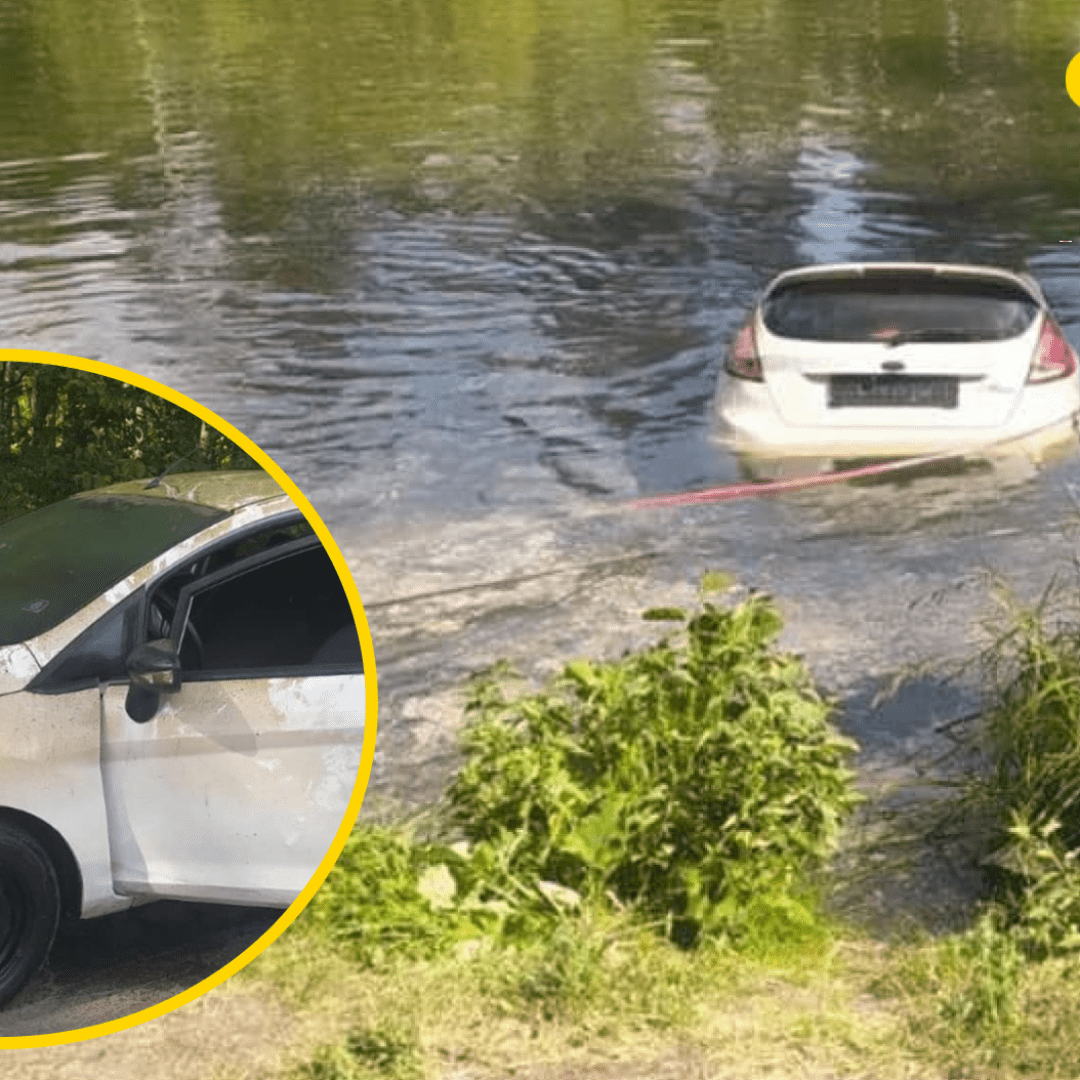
[876,576,1080,1077]
[979,582,1080,852]
[964,581,1080,956]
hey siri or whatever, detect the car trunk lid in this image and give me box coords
[757,267,1042,429]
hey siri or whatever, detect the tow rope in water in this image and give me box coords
[363,417,1080,611]
[628,414,1080,511]
[629,446,970,510]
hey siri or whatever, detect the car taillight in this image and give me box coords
[1028,316,1079,383]
[724,318,763,381]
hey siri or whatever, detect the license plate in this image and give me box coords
[828,375,958,409]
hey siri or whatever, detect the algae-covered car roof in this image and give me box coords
[0,470,294,647]
[90,469,289,512]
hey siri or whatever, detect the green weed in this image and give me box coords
[878,575,1080,1075]
[448,595,860,946]
[307,594,856,973]
[959,581,1080,961]
[976,582,1080,857]
[304,825,500,965]
[475,905,702,1028]
[938,913,1023,1034]
[294,1022,422,1080]
[1005,818,1080,959]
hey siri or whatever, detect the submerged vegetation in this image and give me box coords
[240,576,1080,1080]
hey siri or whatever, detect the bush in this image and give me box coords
[447,595,860,945]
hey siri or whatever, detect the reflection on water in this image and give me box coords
[794,139,870,265]
[782,447,1080,538]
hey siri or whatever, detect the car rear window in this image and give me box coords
[762,272,1040,342]
[0,493,228,645]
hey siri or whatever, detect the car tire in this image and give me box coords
[0,824,61,1008]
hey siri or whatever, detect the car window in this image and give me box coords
[147,522,362,677]
[0,494,228,646]
[201,518,313,573]
[762,273,1040,342]
[178,544,363,676]
[146,517,314,632]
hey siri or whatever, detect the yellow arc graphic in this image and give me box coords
[1068,52,1080,107]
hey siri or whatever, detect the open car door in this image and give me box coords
[99,529,366,906]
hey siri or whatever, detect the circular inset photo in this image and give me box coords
[0,351,375,1044]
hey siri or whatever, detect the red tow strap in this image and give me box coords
[627,448,971,510]
[626,409,1080,510]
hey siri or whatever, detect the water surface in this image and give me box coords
[2,0,1080,807]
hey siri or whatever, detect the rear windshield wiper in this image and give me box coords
[882,328,980,347]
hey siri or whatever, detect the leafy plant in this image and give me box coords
[447,595,860,945]
[304,826,500,965]
[995,817,1080,961]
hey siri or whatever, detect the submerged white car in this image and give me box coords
[0,471,367,1006]
[717,262,1080,461]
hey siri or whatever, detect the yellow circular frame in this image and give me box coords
[1068,51,1080,108]
[0,348,377,1048]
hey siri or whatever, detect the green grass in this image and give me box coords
[254,875,1080,1080]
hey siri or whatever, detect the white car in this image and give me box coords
[716,262,1080,462]
[0,471,367,1006]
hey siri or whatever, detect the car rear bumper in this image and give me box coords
[715,378,1080,459]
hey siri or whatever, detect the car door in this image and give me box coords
[99,526,366,906]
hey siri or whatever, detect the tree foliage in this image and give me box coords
[0,363,258,520]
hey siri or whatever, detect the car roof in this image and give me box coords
[86,469,293,513]
[765,261,1044,301]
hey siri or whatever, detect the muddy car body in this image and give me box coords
[717,262,1080,463]
[0,471,366,1006]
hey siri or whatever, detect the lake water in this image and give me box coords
[2,0,1080,822]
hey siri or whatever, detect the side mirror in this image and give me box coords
[125,684,160,724]
[124,640,182,723]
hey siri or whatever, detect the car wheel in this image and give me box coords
[0,824,61,1008]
